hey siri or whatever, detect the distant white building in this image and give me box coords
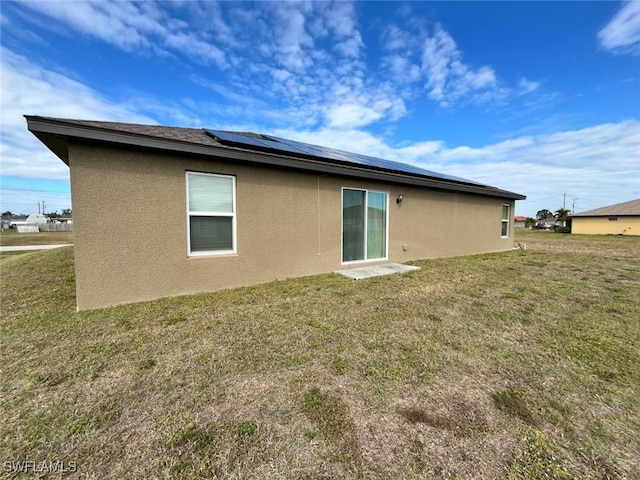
[4,214,51,232]
[26,214,50,225]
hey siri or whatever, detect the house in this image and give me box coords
[535,217,560,230]
[4,214,28,229]
[570,198,640,235]
[26,116,526,310]
[514,216,527,228]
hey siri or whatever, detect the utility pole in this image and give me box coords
[572,198,578,213]
[563,193,566,210]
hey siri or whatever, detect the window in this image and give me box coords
[342,188,388,263]
[608,217,618,222]
[501,204,510,237]
[186,172,236,255]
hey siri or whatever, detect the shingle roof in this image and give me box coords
[25,116,526,200]
[38,117,222,147]
[571,198,640,217]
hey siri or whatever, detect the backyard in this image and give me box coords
[0,229,74,247]
[1,230,638,479]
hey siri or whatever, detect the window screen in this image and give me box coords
[187,172,236,255]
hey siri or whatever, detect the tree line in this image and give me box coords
[1,209,72,218]
[536,208,571,222]
[523,208,572,228]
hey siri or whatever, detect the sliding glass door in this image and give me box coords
[342,188,388,263]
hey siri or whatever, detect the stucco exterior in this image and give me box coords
[571,216,640,235]
[69,143,516,309]
[26,116,525,310]
[570,198,640,236]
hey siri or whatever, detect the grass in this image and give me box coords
[1,230,639,479]
[0,229,74,246]
[0,229,74,264]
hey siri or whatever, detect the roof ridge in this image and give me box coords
[572,198,640,216]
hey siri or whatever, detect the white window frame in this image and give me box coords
[501,203,510,238]
[186,171,237,256]
[341,187,389,265]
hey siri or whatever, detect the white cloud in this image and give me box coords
[405,120,640,217]
[19,1,153,49]
[381,24,416,52]
[598,1,640,55]
[0,47,155,181]
[326,103,384,129]
[9,0,542,131]
[395,141,443,158]
[273,127,393,161]
[381,22,537,109]
[518,77,540,95]
[269,3,316,73]
[422,25,499,107]
[322,2,363,58]
[385,54,422,83]
[15,0,229,67]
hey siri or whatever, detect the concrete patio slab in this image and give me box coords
[335,263,420,280]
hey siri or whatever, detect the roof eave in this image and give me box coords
[25,116,526,200]
[570,214,638,218]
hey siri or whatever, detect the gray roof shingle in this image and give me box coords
[571,198,640,217]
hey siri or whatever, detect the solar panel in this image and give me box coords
[253,137,311,156]
[207,130,268,149]
[207,130,313,158]
[266,135,349,162]
[205,129,487,187]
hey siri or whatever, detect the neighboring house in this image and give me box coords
[535,218,558,230]
[514,216,527,228]
[1,213,15,229]
[570,198,640,236]
[547,217,565,228]
[27,116,526,310]
[6,215,29,229]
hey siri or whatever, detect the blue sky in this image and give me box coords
[1,1,639,217]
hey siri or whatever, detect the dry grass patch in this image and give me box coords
[493,386,542,427]
[0,229,74,246]
[399,397,490,437]
[1,232,639,479]
[302,387,361,470]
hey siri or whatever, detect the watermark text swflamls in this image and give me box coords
[3,460,77,474]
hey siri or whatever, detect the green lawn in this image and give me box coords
[1,232,639,479]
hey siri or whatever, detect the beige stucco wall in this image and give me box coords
[69,143,516,309]
[572,216,640,235]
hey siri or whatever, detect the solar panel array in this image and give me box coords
[205,129,488,187]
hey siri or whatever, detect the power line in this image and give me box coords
[576,198,606,208]
[0,187,70,194]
